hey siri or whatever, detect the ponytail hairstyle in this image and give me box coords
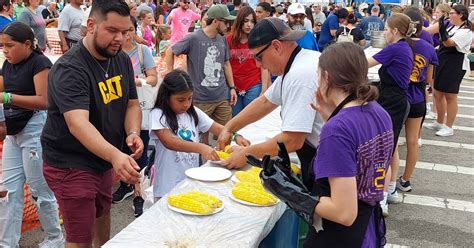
[155,24,171,51]
[1,22,42,54]
[387,13,415,55]
[347,12,357,25]
[404,8,423,38]
[154,69,199,135]
[452,5,471,29]
[318,42,378,104]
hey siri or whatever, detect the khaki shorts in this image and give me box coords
[194,100,232,125]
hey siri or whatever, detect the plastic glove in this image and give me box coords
[439,16,449,42]
[260,146,320,225]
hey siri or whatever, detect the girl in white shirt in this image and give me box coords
[149,70,250,200]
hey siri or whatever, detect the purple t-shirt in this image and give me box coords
[373,41,414,90]
[314,101,394,247]
[419,30,434,45]
[407,39,439,104]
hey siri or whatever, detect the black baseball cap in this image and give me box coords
[248,17,306,49]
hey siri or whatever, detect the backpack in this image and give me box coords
[337,27,354,43]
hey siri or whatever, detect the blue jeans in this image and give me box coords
[0,111,61,246]
[232,83,262,116]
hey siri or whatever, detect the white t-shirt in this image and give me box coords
[149,107,213,197]
[58,4,84,41]
[449,25,472,71]
[264,49,323,147]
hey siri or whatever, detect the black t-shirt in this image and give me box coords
[336,26,365,43]
[41,40,138,173]
[2,52,52,110]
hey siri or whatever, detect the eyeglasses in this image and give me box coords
[254,42,272,62]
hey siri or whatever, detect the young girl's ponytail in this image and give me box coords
[1,22,43,54]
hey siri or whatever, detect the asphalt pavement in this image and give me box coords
[19,79,474,247]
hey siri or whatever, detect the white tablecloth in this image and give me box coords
[103,111,288,248]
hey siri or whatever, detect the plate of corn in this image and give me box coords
[185,167,232,182]
[229,181,279,207]
[167,191,224,216]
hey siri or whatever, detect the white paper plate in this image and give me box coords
[228,191,279,207]
[231,175,239,183]
[168,203,224,216]
[185,167,232,182]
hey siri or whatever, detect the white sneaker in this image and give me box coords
[425,111,437,120]
[425,122,444,131]
[387,190,403,204]
[380,201,389,217]
[39,233,65,248]
[436,127,454,137]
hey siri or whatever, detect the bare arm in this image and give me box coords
[330,29,337,37]
[2,68,49,110]
[315,177,358,226]
[425,22,439,35]
[144,67,158,86]
[367,57,380,68]
[166,15,171,25]
[0,75,4,92]
[58,30,69,53]
[358,39,366,47]
[0,122,5,140]
[124,99,142,137]
[260,68,271,95]
[165,46,175,73]
[223,61,235,88]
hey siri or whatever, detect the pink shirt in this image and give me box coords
[168,8,200,44]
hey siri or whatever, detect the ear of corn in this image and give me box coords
[248,166,262,175]
[216,150,232,160]
[290,163,301,175]
[235,171,260,184]
[232,187,277,206]
[182,191,223,208]
[168,195,214,214]
[224,145,232,153]
[235,181,264,191]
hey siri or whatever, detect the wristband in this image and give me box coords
[232,133,241,142]
[3,92,7,104]
[229,86,236,91]
[127,131,140,137]
[7,93,12,104]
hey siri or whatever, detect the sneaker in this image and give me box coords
[133,196,144,217]
[425,111,437,120]
[425,122,444,131]
[387,189,403,204]
[397,176,412,192]
[112,184,133,203]
[39,233,65,248]
[380,201,389,217]
[436,127,454,137]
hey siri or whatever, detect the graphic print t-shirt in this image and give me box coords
[225,36,261,91]
[407,39,438,104]
[172,29,230,103]
[149,107,213,197]
[41,41,137,173]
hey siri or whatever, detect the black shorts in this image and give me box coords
[408,102,426,118]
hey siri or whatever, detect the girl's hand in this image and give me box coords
[235,135,251,147]
[311,89,332,122]
[200,145,220,161]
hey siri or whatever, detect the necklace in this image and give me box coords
[92,58,111,78]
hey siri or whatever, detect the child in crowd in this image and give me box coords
[156,24,171,57]
[138,9,155,49]
[149,70,250,200]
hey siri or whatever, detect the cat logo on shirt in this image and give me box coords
[98,75,123,104]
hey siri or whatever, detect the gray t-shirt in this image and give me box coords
[172,29,230,103]
[58,4,83,41]
[19,8,46,50]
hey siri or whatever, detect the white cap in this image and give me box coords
[287,3,306,16]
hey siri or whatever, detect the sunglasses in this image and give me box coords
[254,42,272,61]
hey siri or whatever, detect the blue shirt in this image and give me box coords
[358,16,384,40]
[0,16,13,31]
[318,14,339,50]
[297,31,319,51]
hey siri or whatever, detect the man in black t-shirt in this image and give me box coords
[41,0,143,246]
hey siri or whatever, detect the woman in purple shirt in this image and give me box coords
[367,13,414,216]
[398,10,438,192]
[259,42,394,247]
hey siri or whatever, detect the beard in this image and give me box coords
[290,24,305,31]
[93,32,121,58]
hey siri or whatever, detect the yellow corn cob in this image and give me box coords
[216,150,232,160]
[290,163,301,175]
[232,187,277,205]
[182,191,223,208]
[224,145,232,153]
[168,194,214,214]
[235,171,260,183]
[248,166,262,175]
[235,181,264,191]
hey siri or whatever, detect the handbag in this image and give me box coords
[136,44,159,130]
[337,26,354,43]
[4,108,34,135]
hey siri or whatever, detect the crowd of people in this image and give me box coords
[0,0,472,247]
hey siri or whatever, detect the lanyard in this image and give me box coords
[327,94,357,121]
[280,46,302,98]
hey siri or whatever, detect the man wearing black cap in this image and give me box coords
[217,17,323,189]
[166,4,237,130]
